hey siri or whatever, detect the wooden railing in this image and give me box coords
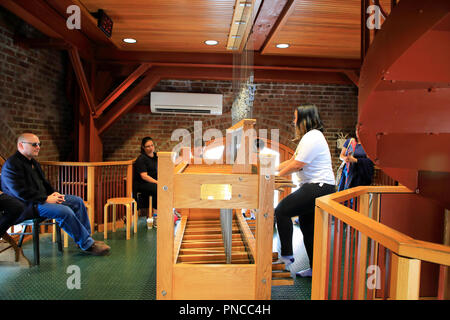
[311,186,450,300]
[40,160,134,231]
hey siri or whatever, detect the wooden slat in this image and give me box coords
[156,152,175,300]
[173,216,188,263]
[254,159,275,299]
[236,209,256,259]
[311,207,329,300]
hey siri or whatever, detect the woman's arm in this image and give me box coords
[140,172,158,184]
[276,154,296,172]
[278,159,306,177]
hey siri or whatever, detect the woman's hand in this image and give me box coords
[344,155,358,164]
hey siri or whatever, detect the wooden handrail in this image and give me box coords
[226,118,256,132]
[41,160,135,166]
[316,186,450,267]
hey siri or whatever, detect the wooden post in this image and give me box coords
[157,152,175,300]
[254,154,274,299]
[439,209,450,299]
[390,253,421,300]
[311,206,329,300]
[87,165,95,234]
[356,193,370,299]
[126,163,133,198]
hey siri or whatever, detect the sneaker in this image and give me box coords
[84,241,111,256]
[276,255,295,269]
[296,268,312,278]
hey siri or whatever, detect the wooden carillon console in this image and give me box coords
[156,119,292,300]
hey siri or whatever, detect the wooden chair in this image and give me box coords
[103,197,137,240]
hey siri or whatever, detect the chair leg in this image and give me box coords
[18,225,26,247]
[104,204,109,239]
[32,220,40,266]
[126,204,131,240]
[133,202,138,234]
[56,224,62,252]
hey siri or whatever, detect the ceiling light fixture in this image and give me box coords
[204,40,219,45]
[234,21,246,25]
[276,43,290,49]
[123,38,137,43]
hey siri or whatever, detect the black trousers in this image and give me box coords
[275,182,335,266]
[135,183,157,210]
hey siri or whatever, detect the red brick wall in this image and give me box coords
[0,8,73,161]
[103,80,358,171]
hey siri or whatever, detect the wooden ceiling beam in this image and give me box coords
[96,68,161,135]
[45,0,117,48]
[95,49,360,72]
[260,0,295,55]
[94,62,152,118]
[68,47,96,116]
[0,0,94,60]
[251,0,291,51]
[254,69,351,84]
[96,66,234,134]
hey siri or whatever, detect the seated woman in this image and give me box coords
[275,105,336,278]
[337,126,374,192]
[133,137,158,217]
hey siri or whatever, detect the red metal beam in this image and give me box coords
[94,63,152,118]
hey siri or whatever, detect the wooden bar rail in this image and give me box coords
[40,160,134,232]
[312,186,450,300]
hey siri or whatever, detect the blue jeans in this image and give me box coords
[37,195,94,250]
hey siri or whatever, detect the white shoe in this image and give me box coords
[296,268,312,278]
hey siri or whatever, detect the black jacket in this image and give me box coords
[1,151,54,206]
[0,192,35,236]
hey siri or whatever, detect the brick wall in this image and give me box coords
[103,80,358,171]
[0,8,73,161]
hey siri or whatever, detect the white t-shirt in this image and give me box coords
[294,129,335,186]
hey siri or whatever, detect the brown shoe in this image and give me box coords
[84,241,111,256]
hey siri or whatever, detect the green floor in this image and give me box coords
[0,219,311,300]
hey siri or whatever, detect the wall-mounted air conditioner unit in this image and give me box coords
[150,92,223,115]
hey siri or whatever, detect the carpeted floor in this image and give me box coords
[0,218,312,300]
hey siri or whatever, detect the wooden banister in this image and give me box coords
[313,185,450,300]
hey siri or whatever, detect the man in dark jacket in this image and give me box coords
[0,191,32,237]
[1,133,110,256]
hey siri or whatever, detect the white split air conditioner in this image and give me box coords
[150,92,223,115]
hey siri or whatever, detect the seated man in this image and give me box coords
[1,133,110,256]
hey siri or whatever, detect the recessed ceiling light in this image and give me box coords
[123,38,137,43]
[276,43,290,49]
[204,40,219,45]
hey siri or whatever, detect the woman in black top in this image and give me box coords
[133,137,158,213]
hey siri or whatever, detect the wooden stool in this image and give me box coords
[103,197,137,240]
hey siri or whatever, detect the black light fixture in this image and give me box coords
[92,9,113,38]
